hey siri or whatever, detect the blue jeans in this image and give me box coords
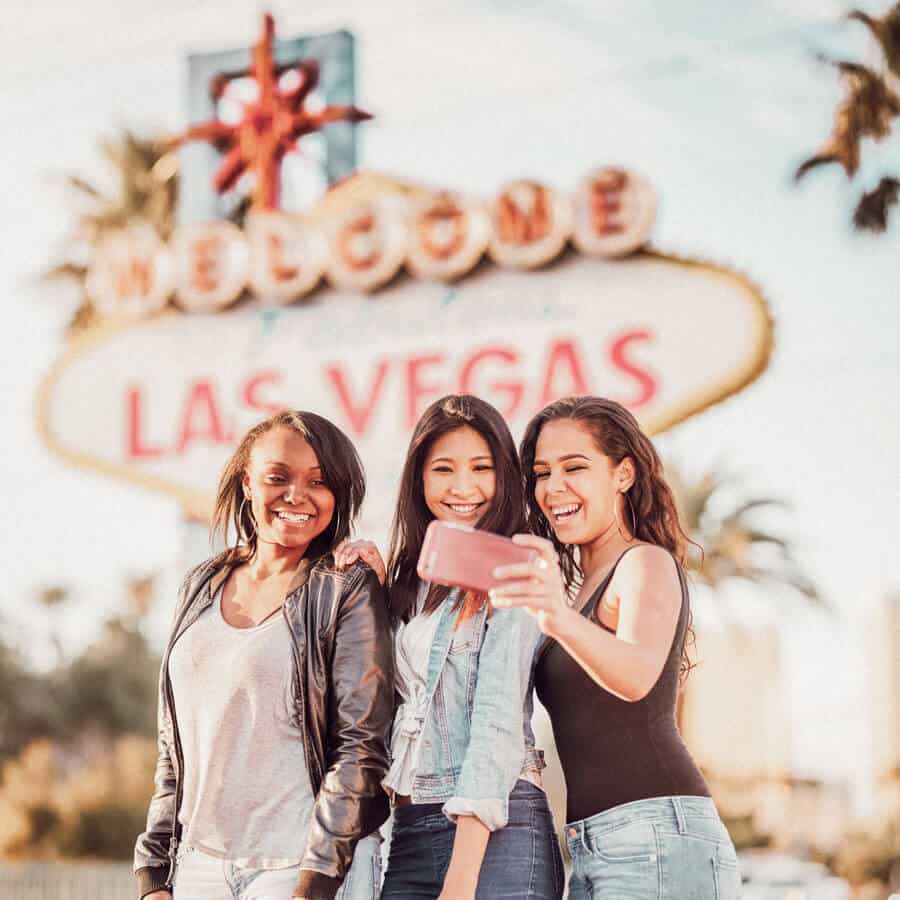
[380,780,563,899]
[172,834,382,900]
[565,796,741,900]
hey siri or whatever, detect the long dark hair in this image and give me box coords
[211,410,365,565]
[520,396,697,675]
[387,394,527,623]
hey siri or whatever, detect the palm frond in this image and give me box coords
[669,460,821,609]
[746,566,823,605]
[40,262,89,282]
[739,529,792,552]
[796,59,900,181]
[47,128,179,331]
[720,497,789,526]
[62,175,103,201]
[847,4,900,80]
[853,176,900,231]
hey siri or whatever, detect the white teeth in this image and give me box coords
[277,511,311,523]
[448,503,479,513]
[551,503,581,522]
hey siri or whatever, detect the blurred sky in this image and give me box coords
[1,0,899,813]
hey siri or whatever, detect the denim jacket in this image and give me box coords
[406,588,545,831]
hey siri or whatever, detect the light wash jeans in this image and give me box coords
[565,796,741,900]
[172,834,382,900]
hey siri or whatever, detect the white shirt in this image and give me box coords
[383,591,442,797]
[168,583,313,868]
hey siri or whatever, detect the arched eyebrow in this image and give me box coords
[261,461,322,472]
[533,453,590,467]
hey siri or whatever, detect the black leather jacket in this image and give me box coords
[134,552,394,900]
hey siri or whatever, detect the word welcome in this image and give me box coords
[88,167,657,318]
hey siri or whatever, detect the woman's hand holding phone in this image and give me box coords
[489,534,571,637]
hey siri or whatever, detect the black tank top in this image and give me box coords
[534,546,710,823]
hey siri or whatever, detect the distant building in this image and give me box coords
[680,623,792,783]
[680,623,851,851]
[867,593,900,821]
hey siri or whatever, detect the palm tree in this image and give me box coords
[666,463,825,851]
[35,585,70,663]
[848,4,900,80]
[666,463,821,605]
[36,586,68,610]
[124,573,157,623]
[42,130,178,332]
[796,3,900,232]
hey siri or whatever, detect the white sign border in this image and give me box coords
[35,248,774,521]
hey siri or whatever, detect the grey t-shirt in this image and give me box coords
[168,583,313,868]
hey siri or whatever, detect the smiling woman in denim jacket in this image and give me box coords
[337,395,563,900]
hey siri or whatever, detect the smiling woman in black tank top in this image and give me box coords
[490,397,740,900]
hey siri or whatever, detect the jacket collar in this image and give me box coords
[205,550,324,599]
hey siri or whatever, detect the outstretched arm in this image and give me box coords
[491,537,681,702]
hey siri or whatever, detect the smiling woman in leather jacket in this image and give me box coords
[133,410,394,900]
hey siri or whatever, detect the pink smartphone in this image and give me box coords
[416,520,538,594]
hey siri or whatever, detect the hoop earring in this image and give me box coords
[615,490,635,541]
[625,491,637,536]
[238,495,257,541]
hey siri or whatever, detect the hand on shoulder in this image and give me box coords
[333,539,387,586]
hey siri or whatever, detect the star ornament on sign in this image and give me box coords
[172,12,372,211]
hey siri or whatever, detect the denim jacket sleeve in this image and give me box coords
[442,606,542,831]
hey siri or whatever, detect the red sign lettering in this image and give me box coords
[458,346,524,419]
[538,339,590,407]
[243,370,285,416]
[126,386,164,458]
[267,234,299,282]
[176,380,228,453]
[325,360,390,437]
[496,184,552,244]
[406,354,445,428]
[609,329,656,407]
[589,169,627,236]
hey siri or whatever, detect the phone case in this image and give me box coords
[416,520,539,594]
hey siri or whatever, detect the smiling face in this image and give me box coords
[242,426,336,553]
[422,425,496,526]
[532,418,634,546]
